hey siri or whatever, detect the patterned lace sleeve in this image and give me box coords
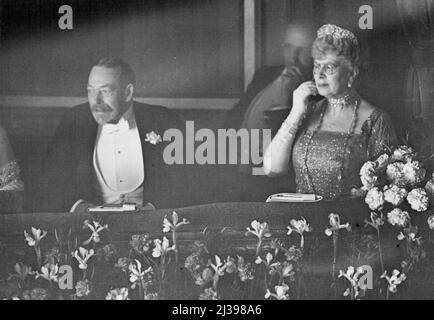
[0,160,24,191]
[366,109,397,160]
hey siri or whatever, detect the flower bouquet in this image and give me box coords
[355,144,434,296]
[358,145,433,213]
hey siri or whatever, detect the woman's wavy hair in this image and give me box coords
[311,27,363,78]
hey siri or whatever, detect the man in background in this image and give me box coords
[224,20,316,201]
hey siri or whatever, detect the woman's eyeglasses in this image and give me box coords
[313,62,339,76]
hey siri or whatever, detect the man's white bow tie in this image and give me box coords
[102,118,130,134]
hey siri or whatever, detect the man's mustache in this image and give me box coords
[91,104,112,112]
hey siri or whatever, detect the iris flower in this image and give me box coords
[265,283,290,300]
[73,247,95,270]
[106,288,129,300]
[152,237,175,258]
[364,212,384,230]
[128,259,152,289]
[24,227,47,247]
[246,220,271,239]
[82,220,108,245]
[325,213,351,236]
[338,266,367,299]
[287,217,312,236]
[162,211,190,233]
[35,263,59,283]
[381,269,406,293]
[209,255,227,277]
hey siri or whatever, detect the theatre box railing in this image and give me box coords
[0,200,433,300]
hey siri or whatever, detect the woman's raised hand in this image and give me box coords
[291,81,318,119]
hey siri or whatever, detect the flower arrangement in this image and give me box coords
[0,212,313,300]
[356,144,434,297]
[2,203,434,300]
[359,145,433,212]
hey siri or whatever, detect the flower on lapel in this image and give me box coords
[145,131,162,145]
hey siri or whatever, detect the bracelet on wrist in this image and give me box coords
[280,119,299,136]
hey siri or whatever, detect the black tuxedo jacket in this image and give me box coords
[33,101,185,212]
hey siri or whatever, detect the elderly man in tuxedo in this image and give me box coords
[33,58,184,212]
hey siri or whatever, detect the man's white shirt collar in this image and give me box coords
[100,105,134,134]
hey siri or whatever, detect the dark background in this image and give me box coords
[0,0,411,107]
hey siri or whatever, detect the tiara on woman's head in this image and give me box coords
[317,24,358,44]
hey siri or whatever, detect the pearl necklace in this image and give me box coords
[301,96,359,196]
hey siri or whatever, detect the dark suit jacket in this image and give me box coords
[224,65,285,129]
[33,101,186,212]
[223,65,310,200]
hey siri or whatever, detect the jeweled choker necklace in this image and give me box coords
[328,94,353,109]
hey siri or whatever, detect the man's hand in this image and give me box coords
[282,66,302,80]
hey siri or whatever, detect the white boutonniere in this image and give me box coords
[145,131,162,145]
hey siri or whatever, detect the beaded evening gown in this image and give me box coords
[292,100,396,200]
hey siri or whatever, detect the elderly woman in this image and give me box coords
[0,125,23,191]
[263,24,396,200]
